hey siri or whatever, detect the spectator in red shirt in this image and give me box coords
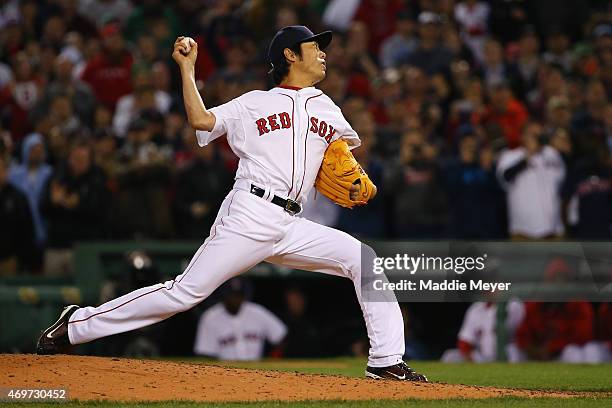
[527,302,612,363]
[343,22,378,99]
[2,52,44,141]
[81,23,133,110]
[482,81,528,148]
[595,303,612,345]
[353,0,405,55]
[514,302,594,362]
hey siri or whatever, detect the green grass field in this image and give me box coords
[3,358,611,407]
[206,358,612,392]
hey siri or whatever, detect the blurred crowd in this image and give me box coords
[197,279,611,363]
[1,0,611,275]
[442,299,612,363]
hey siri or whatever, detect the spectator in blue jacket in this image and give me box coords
[8,133,53,259]
[444,132,507,238]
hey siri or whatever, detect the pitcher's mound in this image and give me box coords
[2,354,570,402]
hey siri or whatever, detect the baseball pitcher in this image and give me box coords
[37,26,427,382]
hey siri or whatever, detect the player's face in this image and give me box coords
[298,41,326,84]
[223,292,245,315]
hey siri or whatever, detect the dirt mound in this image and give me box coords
[1,354,572,402]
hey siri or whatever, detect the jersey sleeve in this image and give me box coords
[195,98,241,147]
[495,148,526,188]
[331,102,361,150]
[506,300,526,334]
[544,146,566,184]
[193,311,219,357]
[457,303,480,346]
[339,116,361,150]
[258,307,287,345]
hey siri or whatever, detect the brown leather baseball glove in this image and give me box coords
[315,139,377,208]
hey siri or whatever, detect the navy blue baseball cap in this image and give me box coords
[268,25,332,66]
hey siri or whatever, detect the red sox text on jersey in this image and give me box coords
[195,86,359,203]
[255,113,337,144]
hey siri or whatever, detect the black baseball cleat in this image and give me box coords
[365,361,428,382]
[36,305,79,355]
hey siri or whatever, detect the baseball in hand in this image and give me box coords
[180,37,196,55]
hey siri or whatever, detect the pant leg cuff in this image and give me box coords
[66,310,81,345]
[367,355,403,368]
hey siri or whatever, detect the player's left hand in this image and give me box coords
[349,182,376,201]
[349,184,359,201]
[316,139,377,208]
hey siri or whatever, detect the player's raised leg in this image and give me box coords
[37,190,276,353]
[266,216,427,381]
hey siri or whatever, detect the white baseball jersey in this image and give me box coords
[496,146,565,237]
[457,301,525,361]
[196,86,360,204]
[194,301,287,360]
[67,85,406,369]
[454,1,489,63]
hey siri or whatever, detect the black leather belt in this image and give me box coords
[249,184,302,215]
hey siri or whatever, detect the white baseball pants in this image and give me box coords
[68,188,405,367]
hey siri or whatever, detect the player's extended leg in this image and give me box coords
[37,190,275,353]
[266,216,426,381]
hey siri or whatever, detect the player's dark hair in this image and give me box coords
[270,44,303,85]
